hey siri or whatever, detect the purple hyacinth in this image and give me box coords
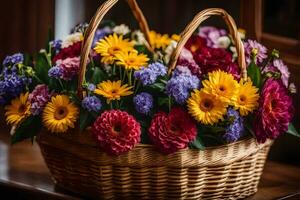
[166,66,200,104]
[50,40,62,51]
[244,39,268,65]
[87,83,96,91]
[2,53,24,66]
[92,27,112,47]
[82,96,102,112]
[29,84,51,115]
[134,62,167,85]
[133,92,153,115]
[48,66,63,79]
[223,108,245,142]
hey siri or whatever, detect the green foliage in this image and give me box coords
[286,123,300,138]
[79,109,94,132]
[35,53,51,84]
[247,61,262,88]
[11,116,41,145]
[189,135,205,150]
[90,67,107,84]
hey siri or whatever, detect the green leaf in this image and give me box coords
[79,109,93,132]
[189,136,205,150]
[247,61,262,88]
[158,97,169,106]
[11,116,41,145]
[91,67,106,84]
[286,123,300,137]
[35,53,50,84]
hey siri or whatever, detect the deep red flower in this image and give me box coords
[185,35,207,54]
[254,78,294,143]
[148,107,197,154]
[194,46,240,80]
[53,41,82,63]
[92,110,141,155]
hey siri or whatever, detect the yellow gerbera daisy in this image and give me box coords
[149,31,171,49]
[94,80,133,103]
[202,70,238,104]
[43,95,79,133]
[232,79,259,116]
[115,51,149,70]
[94,33,135,64]
[5,93,31,126]
[187,89,228,125]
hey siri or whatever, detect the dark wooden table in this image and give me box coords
[0,133,300,200]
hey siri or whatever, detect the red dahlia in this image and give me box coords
[92,110,141,155]
[148,107,197,154]
[53,41,82,63]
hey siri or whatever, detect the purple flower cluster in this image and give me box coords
[87,83,96,92]
[223,108,244,142]
[2,53,24,66]
[92,27,112,47]
[0,65,30,105]
[244,39,268,65]
[82,96,102,112]
[48,66,63,79]
[49,57,80,81]
[29,84,51,115]
[134,62,167,85]
[166,66,200,104]
[198,26,227,48]
[50,40,62,52]
[133,92,153,115]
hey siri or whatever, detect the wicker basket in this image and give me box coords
[37,0,273,199]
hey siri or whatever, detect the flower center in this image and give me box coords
[54,106,68,120]
[218,85,226,93]
[110,89,118,95]
[112,124,122,135]
[18,104,27,114]
[190,44,199,52]
[126,58,136,65]
[108,46,121,55]
[270,99,277,109]
[200,98,214,112]
[239,95,247,104]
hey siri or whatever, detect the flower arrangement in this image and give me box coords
[1,21,298,155]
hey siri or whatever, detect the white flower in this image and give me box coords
[289,83,297,94]
[61,32,83,48]
[230,46,238,61]
[131,30,147,45]
[163,40,177,63]
[217,36,231,49]
[113,24,130,35]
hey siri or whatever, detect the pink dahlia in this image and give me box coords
[55,56,80,81]
[194,46,240,80]
[92,110,141,155]
[178,48,202,77]
[52,41,81,63]
[148,107,197,154]
[254,78,294,143]
[28,84,51,115]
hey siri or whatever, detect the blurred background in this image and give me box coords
[0,0,299,164]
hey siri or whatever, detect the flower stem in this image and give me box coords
[128,69,133,86]
[168,96,171,112]
[134,81,140,94]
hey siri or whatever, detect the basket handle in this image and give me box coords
[168,8,247,81]
[77,0,151,99]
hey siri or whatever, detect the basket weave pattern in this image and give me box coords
[37,0,273,199]
[38,132,272,199]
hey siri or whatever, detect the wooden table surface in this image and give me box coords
[0,133,300,200]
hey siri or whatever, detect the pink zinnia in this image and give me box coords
[244,39,268,65]
[254,78,294,143]
[28,84,51,115]
[55,56,80,81]
[92,110,141,155]
[148,107,197,154]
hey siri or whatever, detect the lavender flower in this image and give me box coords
[87,83,96,92]
[198,26,227,48]
[82,96,102,112]
[3,53,24,66]
[166,67,200,104]
[29,84,51,115]
[244,39,267,65]
[50,40,62,51]
[92,27,112,47]
[223,108,244,142]
[133,92,153,115]
[134,62,167,85]
[48,66,63,79]
[272,59,290,88]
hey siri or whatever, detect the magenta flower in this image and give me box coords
[264,59,290,88]
[198,26,227,48]
[28,84,51,115]
[55,57,80,81]
[178,48,202,77]
[244,39,268,65]
[254,78,294,143]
